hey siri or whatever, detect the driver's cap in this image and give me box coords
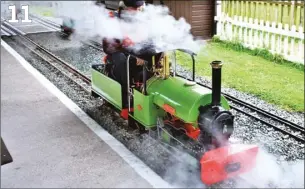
[123,0,145,8]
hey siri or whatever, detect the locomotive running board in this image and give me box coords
[200,144,259,185]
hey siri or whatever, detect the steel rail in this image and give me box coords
[176,74,305,142]
[78,35,305,142]
[10,15,305,142]
[80,39,305,142]
[2,20,91,93]
[190,76,304,133]
[3,18,263,189]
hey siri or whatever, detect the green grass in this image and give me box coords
[176,40,304,113]
[30,6,55,17]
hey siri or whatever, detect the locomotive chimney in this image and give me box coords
[211,61,223,106]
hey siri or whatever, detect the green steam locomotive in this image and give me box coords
[90,48,259,185]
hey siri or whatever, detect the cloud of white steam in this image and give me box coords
[55,1,202,54]
[236,146,304,188]
[163,148,206,188]
[163,139,304,188]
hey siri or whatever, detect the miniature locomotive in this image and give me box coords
[61,0,259,185]
[90,48,259,185]
[60,17,75,40]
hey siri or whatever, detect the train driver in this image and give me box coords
[102,0,146,114]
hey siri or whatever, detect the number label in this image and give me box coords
[8,5,32,23]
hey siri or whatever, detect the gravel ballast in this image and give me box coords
[3,36,207,188]
[3,33,304,188]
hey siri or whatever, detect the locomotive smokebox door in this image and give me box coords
[1,137,13,166]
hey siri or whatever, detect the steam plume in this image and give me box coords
[55,1,202,54]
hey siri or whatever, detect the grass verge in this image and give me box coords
[176,39,304,112]
[211,36,304,70]
[30,6,55,17]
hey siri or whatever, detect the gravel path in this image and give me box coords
[3,34,304,188]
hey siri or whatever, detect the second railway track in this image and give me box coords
[2,16,302,188]
[3,15,304,143]
[82,39,305,142]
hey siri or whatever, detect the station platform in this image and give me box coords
[0,41,170,188]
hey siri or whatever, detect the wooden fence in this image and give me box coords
[221,0,304,31]
[215,0,304,64]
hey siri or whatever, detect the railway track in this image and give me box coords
[1,19,91,93]
[184,77,305,142]
[3,14,303,187]
[1,24,201,188]
[2,18,268,188]
[72,26,305,143]
[13,14,305,143]
[66,30,305,142]
[85,36,305,142]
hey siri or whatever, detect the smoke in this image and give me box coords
[172,113,304,188]
[162,136,304,188]
[55,1,202,54]
[162,147,206,188]
[236,146,304,188]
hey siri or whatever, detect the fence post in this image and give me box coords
[243,16,248,45]
[290,25,296,56]
[221,12,226,40]
[254,19,259,48]
[276,23,282,54]
[216,14,222,36]
[228,16,233,41]
[283,24,289,56]
[238,16,243,42]
[233,15,238,41]
[265,21,270,48]
[259,20,264,48]
[249,18,253,48]
[271,22,276,53]
[298,26,304,59]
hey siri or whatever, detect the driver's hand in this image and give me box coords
[136,58,145,66]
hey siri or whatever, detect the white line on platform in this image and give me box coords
[1,39,173,188]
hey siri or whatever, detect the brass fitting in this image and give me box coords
[210,61,223,69]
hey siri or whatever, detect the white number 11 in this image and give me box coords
[8,5,32,23]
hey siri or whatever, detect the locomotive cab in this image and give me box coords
[90,48,259,186]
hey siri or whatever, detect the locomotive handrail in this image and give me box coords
[122,46,196,60]
[124,53,149,64]
[176,49,197,56]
